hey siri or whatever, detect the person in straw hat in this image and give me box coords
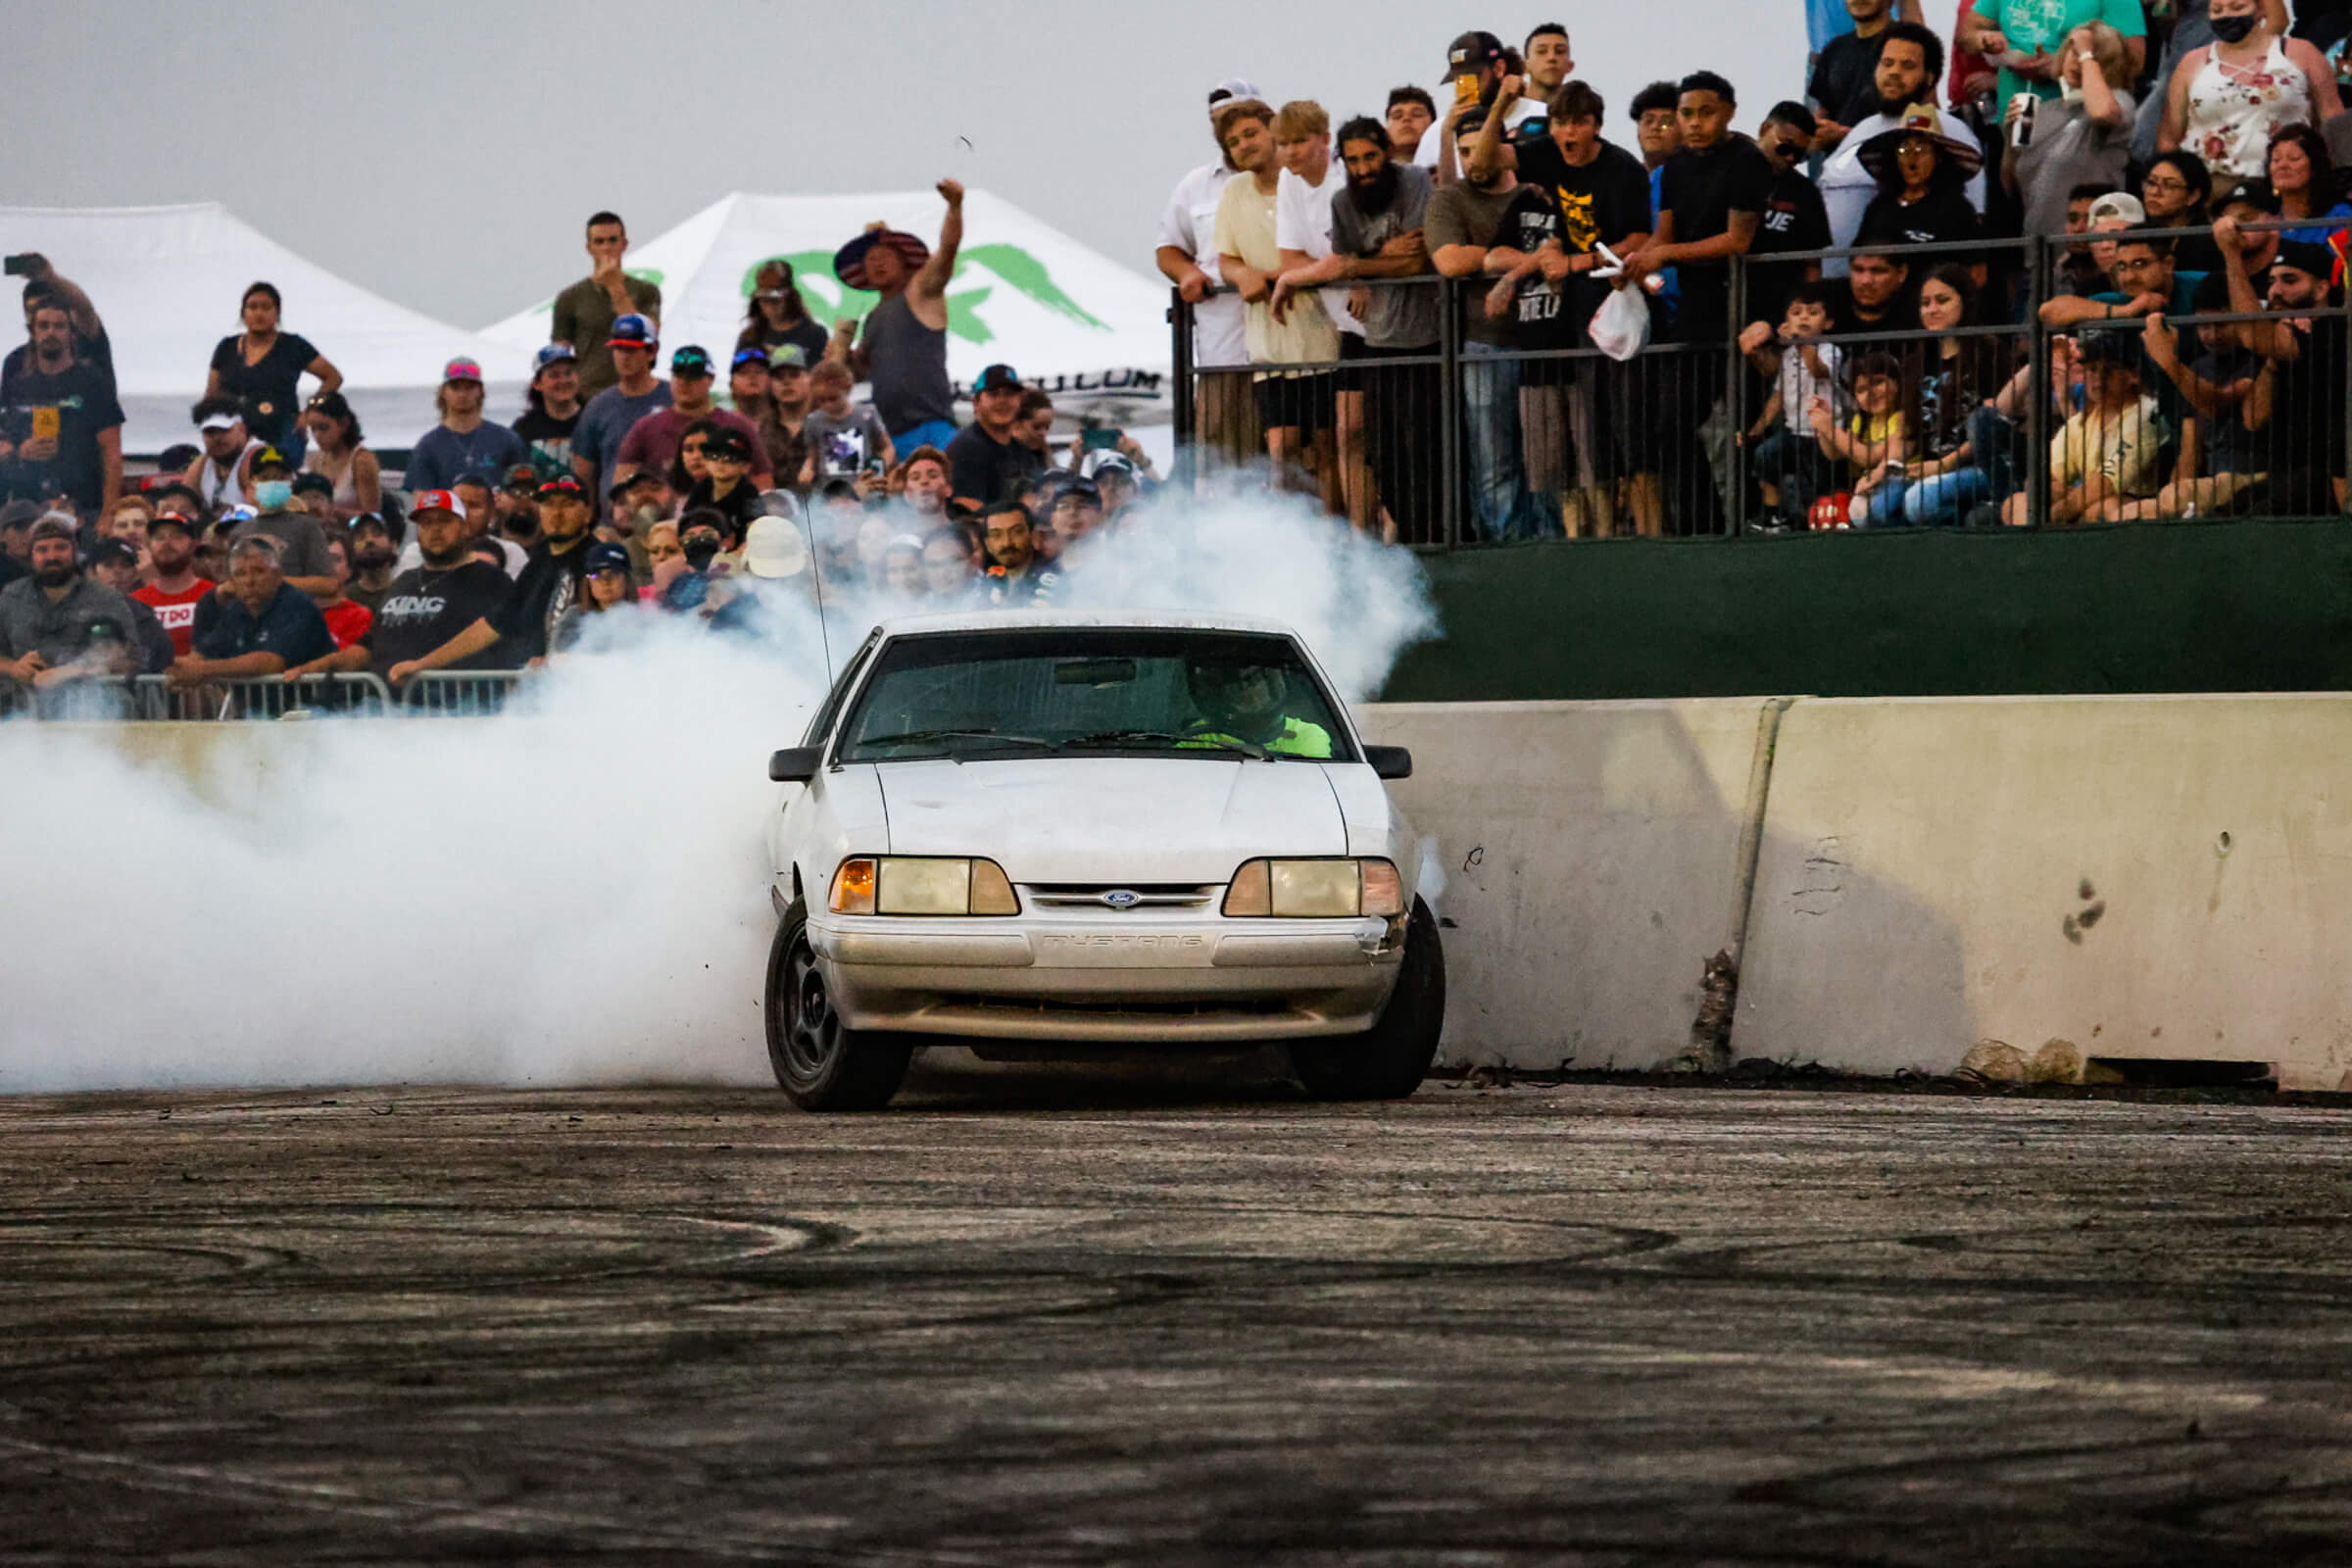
[826,179,966,457]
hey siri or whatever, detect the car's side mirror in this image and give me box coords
[1364,745,1412,781]
[769,746,823,784]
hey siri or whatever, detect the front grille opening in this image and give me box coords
[940,995,1287,1018]
[2086,1057,2278,1089]
[1024,882,1217,907]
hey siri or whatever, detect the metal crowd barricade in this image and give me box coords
[1168,219,2352,539]
[0,671,394,721]
[399,670,525,713]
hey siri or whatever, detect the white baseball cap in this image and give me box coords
[742,514,808,579]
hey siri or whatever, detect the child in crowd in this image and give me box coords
[798,361,897,489]
[1745,283,1846,526]
[1806,352,1911,526]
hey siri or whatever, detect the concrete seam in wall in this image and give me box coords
[1693,698,1797,1070]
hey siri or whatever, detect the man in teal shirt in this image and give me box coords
[1961,1,2145,104]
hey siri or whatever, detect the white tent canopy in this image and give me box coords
[481,189,1173,427]
[0,203,525,458]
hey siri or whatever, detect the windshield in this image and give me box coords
[834,629,1355,764]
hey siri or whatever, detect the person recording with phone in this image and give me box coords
[3,253,110,392]
[0,293,123,515]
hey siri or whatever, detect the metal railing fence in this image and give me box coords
[1169,220,2352,544]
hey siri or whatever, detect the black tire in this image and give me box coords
[764,899,913,1111]
[1291,898,1446,1101]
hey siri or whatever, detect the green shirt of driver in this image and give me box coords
[1182,716,1335,759]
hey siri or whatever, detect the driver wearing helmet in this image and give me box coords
[1181,659,1334,759]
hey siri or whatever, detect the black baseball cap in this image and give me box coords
[702,425,754,462]
[671,345,714,377]
[250,445,293,476]
[452,469,496,491]
[0,499,42,530]
[89,537,139,569]
[147,510,198,537]
[291,471,335,497]
[1445,30,1505,79]
[974,364,1022,393]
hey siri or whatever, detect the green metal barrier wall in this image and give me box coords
[1380,519,2352,702]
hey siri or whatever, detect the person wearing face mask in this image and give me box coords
[659,507,735,612]
[225,446,336,601]
[2131,1,2289,164]
[2163,0,2342,181]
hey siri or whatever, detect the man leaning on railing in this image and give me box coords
[168,536,333,693]
[0,514,145,711]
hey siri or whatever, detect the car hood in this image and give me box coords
[876,757,1348,884]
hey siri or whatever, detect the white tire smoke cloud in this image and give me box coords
[0,494,1436,1095]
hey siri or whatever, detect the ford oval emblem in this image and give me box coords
[1101,889,1143,909]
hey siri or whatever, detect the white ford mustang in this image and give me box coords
[761,611,1445,1110]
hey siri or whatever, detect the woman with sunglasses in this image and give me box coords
[298,389,379,521]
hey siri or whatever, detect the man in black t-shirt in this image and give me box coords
[1748,103,1835,331]
[1618,72,1772,534]
[283,491,515,686]
[1510,80,1656,533]
[1805,0,1898,145]
[0,299,123,514]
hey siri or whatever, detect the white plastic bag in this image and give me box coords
[1589,282,1650,363]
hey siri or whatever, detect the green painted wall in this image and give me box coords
[1381,520,2352,702]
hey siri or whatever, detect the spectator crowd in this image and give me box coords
[1156,2,2352,538]
[11,3,2352,711]
[0,193,1167,711]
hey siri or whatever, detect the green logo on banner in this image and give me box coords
[740,245,1106,346]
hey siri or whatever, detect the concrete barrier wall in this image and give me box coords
[1357,701,1781,1072]
[1734,695,2352,1091]
[27,701,2352,1089]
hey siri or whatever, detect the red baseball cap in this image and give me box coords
[411,488,468,520]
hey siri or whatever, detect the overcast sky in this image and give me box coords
[1,1,1803,331]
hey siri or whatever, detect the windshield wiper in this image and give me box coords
[1064,728,1266,760]
[854,728,1064,760]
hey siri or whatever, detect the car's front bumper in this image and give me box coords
[807,911,1405,1041]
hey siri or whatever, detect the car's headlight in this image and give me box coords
[1221,858,1403,918]
[828,857,1019,916]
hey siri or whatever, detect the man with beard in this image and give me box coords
[0,515,144,699]
[1424,31,1548,181]
[1276,118,1439,538]
[2218,220,2348,515]
[383,474,597,678]
[1158,79,1268,479]
[285,491,513,686]
[130,509,214,657]
[1430,106,1545,540]
[1818,23,1984,271]
[343,514,398,614]
[1,300,124,514]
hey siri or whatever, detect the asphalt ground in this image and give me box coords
[7,1063,2352,1566]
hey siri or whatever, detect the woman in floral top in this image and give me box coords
[2160,0,2341,183]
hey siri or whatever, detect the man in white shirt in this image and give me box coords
[1818,22,1985,273]
[1157,78,1266,482]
